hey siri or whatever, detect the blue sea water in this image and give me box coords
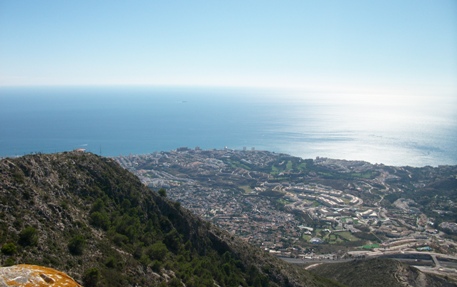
[1,86,456,167]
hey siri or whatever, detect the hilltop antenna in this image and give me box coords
[99,145,102,156]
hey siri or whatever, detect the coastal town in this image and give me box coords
[117,148,457,275]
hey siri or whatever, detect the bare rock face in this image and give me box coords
[0,264,81,287]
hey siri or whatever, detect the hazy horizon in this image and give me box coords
[1,1,456,97]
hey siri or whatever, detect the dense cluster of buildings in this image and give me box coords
[117,148,457,259]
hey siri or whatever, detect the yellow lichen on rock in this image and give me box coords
[0,264,81,287]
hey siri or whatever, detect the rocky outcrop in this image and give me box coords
[0,264,81,287]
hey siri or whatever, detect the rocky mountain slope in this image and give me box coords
[0,152,338,286]
[309,258,456,287]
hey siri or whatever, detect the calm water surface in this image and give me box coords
[1,86,455,167]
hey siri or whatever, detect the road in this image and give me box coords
[280,251,457,271]
[279,257,353,265]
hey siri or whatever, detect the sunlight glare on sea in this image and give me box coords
[264,91,457,166]
[0,87,455,167]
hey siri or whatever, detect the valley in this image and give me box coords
[1,150,456,286]
[118,148,457,278]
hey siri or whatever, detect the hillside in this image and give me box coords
[0,152,338,287]
[309,258,456,287]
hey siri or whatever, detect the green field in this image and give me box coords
[239,185,252,193]
[271,165,279,175]
[334,231,359,242]
[302,234,312,242]
[362,244,380,249]
[286,160,293,171]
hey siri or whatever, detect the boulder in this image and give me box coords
[0,264,81,287]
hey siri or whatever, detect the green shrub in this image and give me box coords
[139,254,151,267]
[151,260,162,272]
[164,229,181,253]
[12,170,25,184]
[68,235,86,255]
[82,267,99,287]
[158,188,167,197]
[1,243,17,255]
[4,257,15,266]
[89,211,110,230]
[133,244,143,259]
[90,198,105,213]
[112,233,129,247]
[168,277,182,287]
[146,241,168,261]
[18,226,38,246]
[104,256,117,268]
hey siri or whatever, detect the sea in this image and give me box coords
[1,86,456,167]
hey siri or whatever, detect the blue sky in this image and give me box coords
[1,0,456,96]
